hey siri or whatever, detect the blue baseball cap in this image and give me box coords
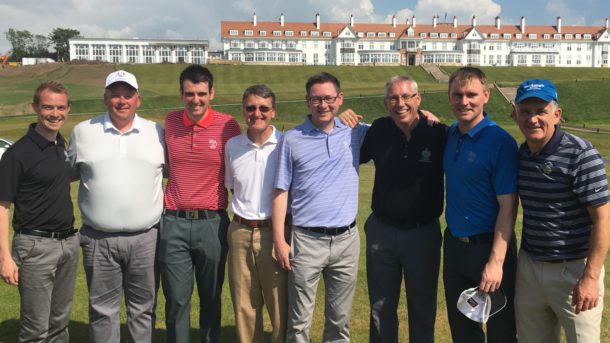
[515,79,558,104]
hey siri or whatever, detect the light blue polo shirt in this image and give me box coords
[275,115,368,227]
[444,114,518,237]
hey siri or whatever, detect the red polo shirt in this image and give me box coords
[164,108,241,210]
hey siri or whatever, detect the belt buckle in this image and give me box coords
[458,236,470,243]
[185,210,199,220]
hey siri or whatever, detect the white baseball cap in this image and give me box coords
[457,287,507,324]
[105,70,139,91]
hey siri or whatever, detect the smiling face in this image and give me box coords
[33,89,70,135]
[514,98,562,152]
[448,78,490,133]
[243,94,275,134]
[306,81,343,131]
[384,80,421,127]
[181,79,215,123]
[104,82,140,130]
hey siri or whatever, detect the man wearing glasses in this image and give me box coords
[272,72,368,342]
[224,85,287,343]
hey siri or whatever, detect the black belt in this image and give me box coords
[545,257,584,264]
[377,214,436,230]
[164,209,224,220]
[451,230,494,244]
[233,214,272,229]
[18,228,77,240]
[298,221,356,236]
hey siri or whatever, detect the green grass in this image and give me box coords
[0,63,609,342]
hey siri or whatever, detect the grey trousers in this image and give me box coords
[12,232,80,343]
[286,226,360,343]
[365,214,441,343]
[80,225,159,343]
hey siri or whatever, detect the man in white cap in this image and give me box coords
[68,70,166,342]
[512,79,609,343]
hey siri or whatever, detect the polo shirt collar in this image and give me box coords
[182,107,216,128]
[519,125,564,156]
[26,123,66,149]
[103,113,142,134]
[303,115,344,133]
[240,125,279,146]
[453,112,494,139]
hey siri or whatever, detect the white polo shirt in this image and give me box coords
[68,114,165,232]
[225,126,281,220]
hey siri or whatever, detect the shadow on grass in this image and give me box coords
[0,320,263,342]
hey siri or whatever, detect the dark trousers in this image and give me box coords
[365,214,442,343]
[442,229,517,343]
[158,211,229,343]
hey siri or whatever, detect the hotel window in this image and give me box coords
[229,30,238,36]
[256,52,265,61]
[285,31,293,36]
[92,45,105,61]
[566,56,572,65]
[300,31,307,36]
[191,48,204,64]
[313,53,319,65]
[245,30,253,36]
[490,33,499,39]
[518,55,526,64]
[159,46,171,63]
[546,55,555,65]
[109,45,121,63]
[259,41,268,49]
[577,44,582,51]
[259,31,267,36]
[576,55,582,64]
[323,31,331,37]
[503,33,511,39]
[554,34,561,39]
[565,34,573,39]
[273,31,281,36]
[289,53,299,62]
[325,41,331,49]
[544,34,550,39]
[514,42,525,49]
[367,32,375,37]
[273,40,282,49]
[584,34,592,39]
[516,34,522,39]
[244,52,254,62]
[357,32,364,37]
[287,40,297,49]
[378,32,386,37]
[488,44,495,51]
[231,53,242,61]
[430,33,438,38]
[174,47,186,63]
[75,44,89,60]
[567,45,572,51]
[575,34,581,39]
[230,40,240,49]
[528,34,537,39]
[440,33,448,38]
[245,40,255,49]
[343,41,353,48]
[358,42,364,49]
[451,33,457,38]
[389,32,395,38]
[311,31,320,37]
[532,55,541,65]
[420,33,426,38]
[369,42,374,49]
[143,46,155,63]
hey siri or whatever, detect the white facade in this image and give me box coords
[221,14,610,68]
[69,38,209,64]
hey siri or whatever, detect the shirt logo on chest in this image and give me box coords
[538,161,554,175]
[467,151,477,163]
[209,139,218,150]
[419,148,432,163]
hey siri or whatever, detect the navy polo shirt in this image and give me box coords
[360,113,447,228]
[0,124,74,232]
[444,114,518,237]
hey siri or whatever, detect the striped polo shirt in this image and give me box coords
[164,108,241,210]
[274,115,368,227]
[518,127,609,261]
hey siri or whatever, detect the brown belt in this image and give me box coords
[233,214,272,229]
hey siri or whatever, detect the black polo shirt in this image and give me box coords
[0,124,74,232]
[360,113,447,228]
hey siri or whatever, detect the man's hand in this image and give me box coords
[338,109,363,128]
[479,260,503,293]
[420,109,440,126]
[0,256,18,286]
[274,239,292,271]
[572,276,600,314]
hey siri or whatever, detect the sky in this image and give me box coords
[1,0,609,54]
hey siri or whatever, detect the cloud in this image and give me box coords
[413,0,502,24]
[545,1,585,25]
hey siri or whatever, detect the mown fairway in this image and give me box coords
[0,63,609,342]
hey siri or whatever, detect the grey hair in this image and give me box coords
[384,75,419,97]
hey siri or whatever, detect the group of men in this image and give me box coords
[0,64,607,343]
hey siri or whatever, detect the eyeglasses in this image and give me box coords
[245,105,273,113]
[386,93,418,105]
[308,95,340,105]
[39,104,69,112]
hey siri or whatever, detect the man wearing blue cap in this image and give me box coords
[512,79,609,343]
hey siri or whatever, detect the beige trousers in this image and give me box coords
[227,219,287,343]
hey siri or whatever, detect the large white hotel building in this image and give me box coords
[221,13,610,67]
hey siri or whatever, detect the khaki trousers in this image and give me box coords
[227,220,287,343]
[515,249,605,343]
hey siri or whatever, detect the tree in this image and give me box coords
[32,34,51,57]
[49,28,80,62]
[5,28,33,61]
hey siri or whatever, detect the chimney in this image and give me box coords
[406,18,410,26]
[253,12,257,26]
[520,16,526,33]
[453,16,457,28]
[350,14,354,27]
[472,15,477,27]
[433,15,437,27]
[606,18,609,29]
[495,16,501,30]
[557,16,561,33]
[280,13,285,27]
[392,15,396,28]
[412,16,416,28]
[316,13,320,30]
